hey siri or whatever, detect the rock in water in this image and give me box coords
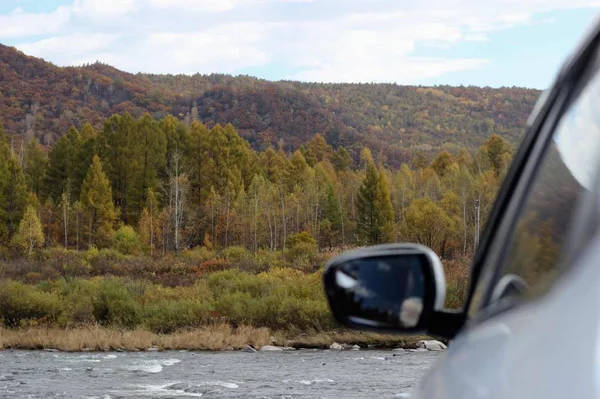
[242,345,257,353]
[330,342,344,350]
[351,345,361,351]
[282,347,296,351]
[416,340,447,351]
[259,345,283,352]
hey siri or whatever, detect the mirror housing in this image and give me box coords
[323,243,451,335]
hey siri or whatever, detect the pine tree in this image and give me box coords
[331,146,353,172]
[130,113,167,221]
[376,165,395,243]
[356,159,381,245]
[23,139,48,195]
[0,156,27,241]
[97,113,137,223]
[72,123,97,200]
[12,205,44,255]
[43,126,82,201]
[80,155,116,247]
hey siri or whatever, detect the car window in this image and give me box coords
[488,66,600,304]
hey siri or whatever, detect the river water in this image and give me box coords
[0,349,441,398]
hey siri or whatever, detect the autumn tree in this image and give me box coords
[12,205,44,255]
[485,134,511,176]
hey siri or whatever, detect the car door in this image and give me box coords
[410,20,600,399]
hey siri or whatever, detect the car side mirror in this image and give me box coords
[323,243,448,334]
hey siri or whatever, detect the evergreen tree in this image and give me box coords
[43,126,82,201]
[377,166,395,243]
[0,156,27,241]
[331,146,353,172]
[356,159,381,245]
[72,122,97,200]
[23,139,48,195]
[80,155,116,247]
[130,113,167,220]
[97,113,137,223]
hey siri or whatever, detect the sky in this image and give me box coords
[1,0,599,88]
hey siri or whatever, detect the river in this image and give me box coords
[0,349,441,398]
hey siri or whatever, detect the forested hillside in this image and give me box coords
[0,44,540,165]
[0,43,550,341]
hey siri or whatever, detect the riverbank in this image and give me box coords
[0,324,429,352]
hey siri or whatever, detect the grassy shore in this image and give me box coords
[0,324,427,352]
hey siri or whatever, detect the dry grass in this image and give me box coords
[0,324,271,351]
[0,325,428,351]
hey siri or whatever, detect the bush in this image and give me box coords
[88,248,125,275]
[91,279,141,328]
[112,225,140,255]
[0,270,335,332]
[219,246,250,263]
[0,280,64,328]
[39,248,90,281]
[181,246,215,263]
[285,241,318,268]
[286,231,316,248]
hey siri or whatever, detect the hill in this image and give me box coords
[0,43,541,161]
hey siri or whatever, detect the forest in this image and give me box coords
[0,43,539,167]
[0,43,543,348]
[0,111,512,344]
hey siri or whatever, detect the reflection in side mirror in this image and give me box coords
[323,244,446,333]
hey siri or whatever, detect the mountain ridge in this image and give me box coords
[0,43,541,161]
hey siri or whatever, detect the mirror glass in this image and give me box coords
[330,254,427,329]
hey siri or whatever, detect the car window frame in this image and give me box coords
[462,23,600,323]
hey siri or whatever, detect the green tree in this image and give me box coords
[331,146,353,172]
[97,113,137,223]
[377,166,395,243]
[113,225,140,255]
[11,205,44,255]
[23,139,47,195]
[43,126,82,201]
[357,162,380,244]
[80,155,116,247]
[130,113,167,220]
[0,156,27,241]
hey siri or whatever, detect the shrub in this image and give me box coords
[286,231,316,248]
[181,246,215,263]
[91,279,141,328]
[40,248,90,281]
[285,241,318,267]
[219,246,250,262]
[198,259,232,274]
[112,225,140,255]
[0,280,64,328]
[88,248,125,275]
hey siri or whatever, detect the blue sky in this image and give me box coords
[1,0,599,89]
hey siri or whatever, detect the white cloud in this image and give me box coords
[3,0,600,83]
[0,6,70,39]
[17,33,120,64]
